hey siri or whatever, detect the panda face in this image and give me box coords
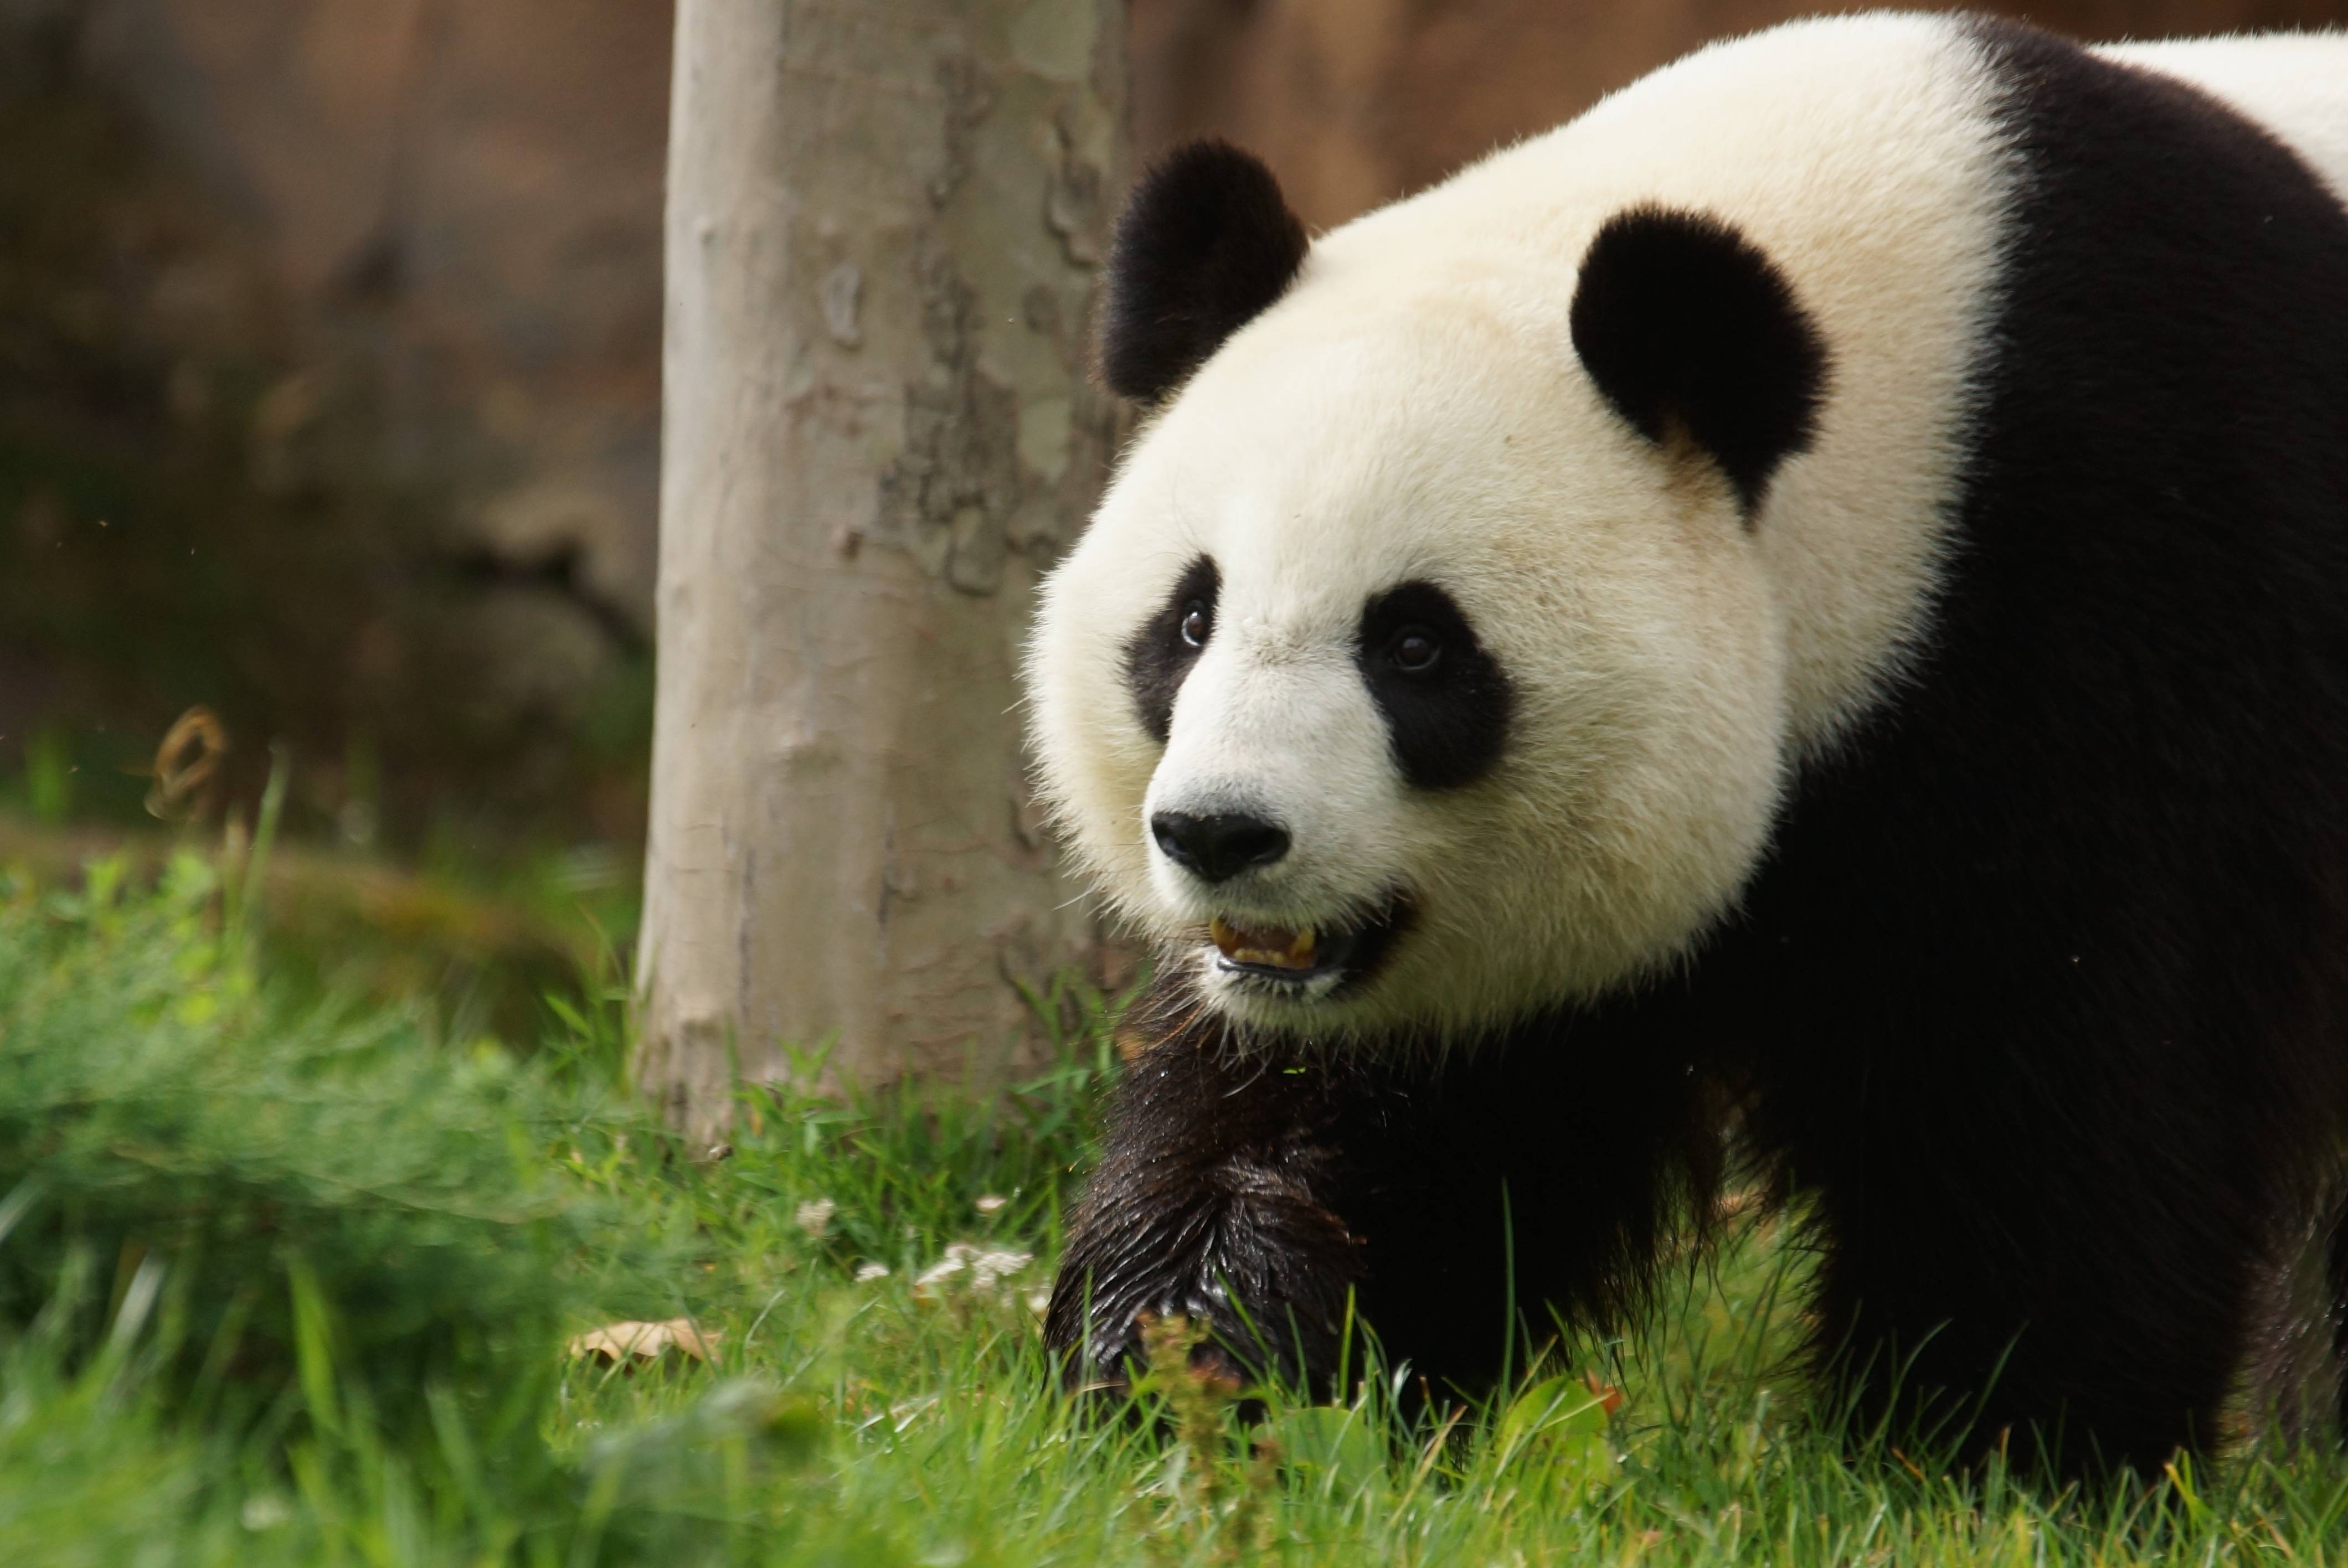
[1028,16,2008,1045]
[1125,556,1515,1014]
[1028,276,1794,1044]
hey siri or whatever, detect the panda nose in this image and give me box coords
[1151,811,1291,884]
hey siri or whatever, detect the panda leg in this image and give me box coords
[1042,1002,1539,1400]
[1796,1123,2273,1475]
[1045,989,1719,1402]
[1043,1003,1388,1397]
[1346,1013,1724,1399]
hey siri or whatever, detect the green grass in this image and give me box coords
[5,853,2348,1565]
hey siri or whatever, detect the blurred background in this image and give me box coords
[0,0,2340,1026]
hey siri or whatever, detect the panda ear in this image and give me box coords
[1569,206,1829,517]
[1098,141,1310,405]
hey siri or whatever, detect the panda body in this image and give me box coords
[1032,13,2348,1472]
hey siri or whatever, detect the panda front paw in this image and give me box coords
[1043,1210,1363,1404]
[1046,996,1376,1403]
[1051,1301,1257,1402]
[1046,1277,1288,1397]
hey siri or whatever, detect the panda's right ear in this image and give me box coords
[1098,141,1309,405]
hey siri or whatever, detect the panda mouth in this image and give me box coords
[1205,901,1408,993]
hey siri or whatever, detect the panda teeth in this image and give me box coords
[1210,916,1319,970]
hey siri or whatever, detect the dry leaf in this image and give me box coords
[567,1317,721,1368]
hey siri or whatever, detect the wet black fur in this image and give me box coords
[1098,141,1310,405]
[1051,22,2348,1477]
[1569,205,1830,515]
[1045,981,1723,1400]
[1356,581,1514,790]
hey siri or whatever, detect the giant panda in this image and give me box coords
[1026,11,2348,1473]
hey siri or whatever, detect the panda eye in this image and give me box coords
[1179,601,1212,648]
[1388,627,1441,673]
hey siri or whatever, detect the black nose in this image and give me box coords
[1150,811,1291,884]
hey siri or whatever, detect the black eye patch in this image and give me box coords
[1124,554,1219,744]
[1356,580,1512,790]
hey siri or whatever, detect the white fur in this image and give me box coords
[1024,13,2342,1044]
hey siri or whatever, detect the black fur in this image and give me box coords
[1356,580,1513,790]
[1046,978,1722,1400]
[2330,1214,2348,1433]
[1053,22,2348,1478]
[1099,142,1310,405]
[1569,206,1830,515]
[1731,19,2348,1469]
[1124,555,1218,744]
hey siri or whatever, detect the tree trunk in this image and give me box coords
[639,0,1122,1132]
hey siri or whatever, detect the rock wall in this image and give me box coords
[86,0,670,630]
[0,0,671,841]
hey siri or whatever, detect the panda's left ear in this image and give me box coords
[1569,206,1829,518]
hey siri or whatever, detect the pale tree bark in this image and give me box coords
[640,0,1123,1132]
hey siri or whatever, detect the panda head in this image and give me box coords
[1028,142,1831,1046]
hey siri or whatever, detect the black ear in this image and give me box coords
[1099,141,1309,405]
[1568,206,1829,515]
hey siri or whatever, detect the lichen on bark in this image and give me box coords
[878,245,1023,597]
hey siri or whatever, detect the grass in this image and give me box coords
[5,849,2348,1564]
